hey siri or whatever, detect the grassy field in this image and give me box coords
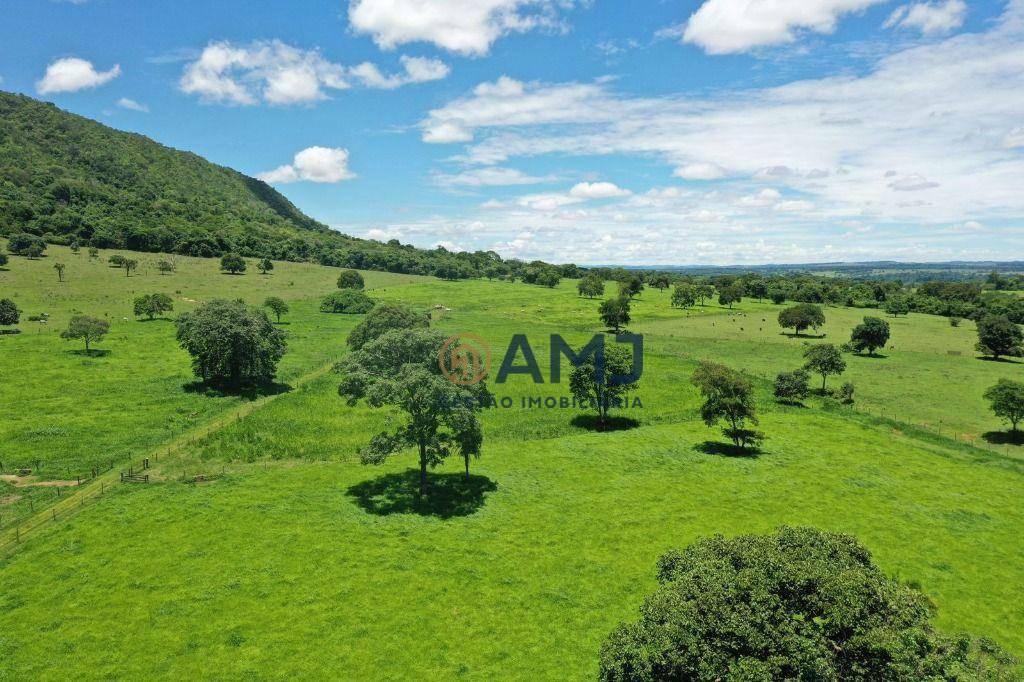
[1,247,1023,678]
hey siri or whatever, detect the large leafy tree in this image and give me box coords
[975,315,1023,360]
[600,296,631,333]
[850,316,890,355]
[175,299,287,388]
[773,368,810,404]
[803,343,846,391]
[577,274,605,299]
[691,360,763,449]
[7,233,46,258]
[320,290,374,314]
[347,302,428,350]
[0,298,19,327]
[718,283,743,309]
[133,293,174,320]
[61,315,110,353]
[263,296,289,323]
[600,527,1014,681]
[670,283,697,309]
[337,328,490,494]
[777,303,825,336]
[568,343,640,427]
[220,253,247,274]
[984,379,1024,432]
[337,269,365,290]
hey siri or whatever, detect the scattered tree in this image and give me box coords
[53,262,66,282]
[599,527,1014,681]
[220,253,246,274]
[577,274,605,299]
[122,259,138,277]
[569,343,640,427]
[108,254,126,267]
[337,269,365,290]
[695,284,716,306]
[984,379,1024,433]
[263,296,289,323]
[535,268,561,288]
[777,303,825,336]
[0,253,7,269]
[691,360,763,450]
[803,343,847,391]
[133,293,174,320]
[599,296,631,333]
[849,316,890,355]
[773,369,810,404]
[619,275,644,299]
[671,283,697,309]
[175,299,287,389]
[718,283,743,309]
[320,290,375,314]
[650,274,672,292]
[157,259,175,275]
[975,315,1023,360]
[884,295,910,317]
[950,317,962,328]
[769,288,787,305]
[7,233,46,258]
[837,381,856,404]
[0,298,19,327]
[336,328,490,494]
[347,303,429,350]
[88,247,99,259]
[61,315,110,353]
[257,258,274,275]
[70,240,81,255]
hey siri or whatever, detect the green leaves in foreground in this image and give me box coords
[599,526,1016,681]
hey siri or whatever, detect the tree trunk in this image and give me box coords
[464,453,470,480]
[822,374,827,391]
[418,442,428,496]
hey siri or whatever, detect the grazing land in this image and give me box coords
[1,246,1023,678]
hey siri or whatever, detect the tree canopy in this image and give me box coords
[691,360,763,450]
[600,297,631,333]
[975,315,1023,360]
[320,290,375,314]
[803,343,847,391]
[0,298,19,326]
[568,343,640,427]
[337,269,365,290]
[984,379,1024,432]
[60,315,109,352]
[777,303,825,335]
[263,296,289,323]
[133,293,174,320]
[220,253,247,274]
[347,302,429,350]
[850,316,890,355]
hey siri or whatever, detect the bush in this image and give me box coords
[7,233,46,257]
[320,290,375,314]
[220,253,247,274]
[337,269,365,290]
[773,369,810,403]
[347,303,428,350]
[600,527,1015,681]
[0,298,19,326]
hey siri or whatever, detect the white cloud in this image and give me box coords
[434,167,552,187]
[348,0,575,56]
[569,181,630,199]
[37,57,120,94]
[738,188,782,207]
[888,174,940,191]
[1003,127,1024,149]
[259,147,356,184]
[885,0,967,36]
[116,97,148,112]
[676,0,887,55]
[774,199,814,212]
[674,162,726,180]
[180,41,448,105]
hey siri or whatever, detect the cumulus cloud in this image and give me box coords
[348,0,576,56]
[885,0,967,35]
[568,181,630,199]
[259,147,356,184]
[116,97,149,112]
[674,162,727,180]
[433,167,552,187]
[37,57,120,94]
[180,41,448,105]
[672,0,887,55]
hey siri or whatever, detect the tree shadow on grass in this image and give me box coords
[780,332,827,339]
[182,380,292,400]
[982,430,1024,445]
[976,356,1022,364]
[571,414,640,432]
[852,352,889,359]
[137,317,174,323]
[695,441,762,459]
[347,470,497,519]
[66,348,111,357]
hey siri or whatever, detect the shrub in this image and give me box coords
[7,233,46,258]
[347,303,428,350]
[773,369,810,404]
[320,290,375,314]
[220,253,246,274]
[337,269,365,290]
[0,298,19,326]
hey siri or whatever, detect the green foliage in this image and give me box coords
[695,284,716,306]
[336,328,490,493]
[691,360,763,449]
[220,253,247,274]
[7,233,45,258]
[0,297,19,326]
[568,343,640,425]
[774,368,810,404]
[157,259,175,274]
[769,287,787,304]
[53,262,66,281]
[850,316,891,355]
[0,252,7,268]
[336,269,365,290]
[837,381,856,404]
[347,302,429,350]
[263,296,289,323]
[885,295,911,316]
[803,343,847,391]
[257,258,274,275]
[528,267,561,288]
[599,527,1014,681]
[984,379,1024,432]
[577,274,605,299]
[670,283,696,309]
[777,303,825,335]
[60,315,109,352]
[121,258,138,277]
[320,290,375,314]
[975,315,1023,360]
[175,299,287,388]
[619,275,644,299]
[718,283,743,309]
[600,296,631,332]
[132,293,174,320]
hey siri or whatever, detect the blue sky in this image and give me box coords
[1,0,1022,265]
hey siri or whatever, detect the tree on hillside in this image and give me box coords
[88,247,99,259]
[263,296,289,323]
[337,269,365,290]
[884,295,910,317]
[157,259,175,275]
[61,315,109,353]
[569,344,640,428]
[984,379,1024,433]
[53,262,66,282]
[599,527,1015,681]
[347,302,429,350]
[535,268,561,288]
[257,258,274,275]
[777,303,825,336]
[600,296,631,333]
[7,233,46,258]
[70,240,81,255]
[774,369,810,405]
[176,299,287,389]
[108,254,126,267]
[620,275,644,299]
[122,259,138,277]
[671,283,697,309]
[718,283,743,309]
[650,274,672,292]
[578,274,605,299]
[220,253,246,274]
[336,328,490,494]
[803,343,846,391]
[850,316,890,356]
[747,278,769,301]
[0,298,19,327]
[975,315,1023,360]
[320,290,374,314]
[769,288,787,304]
[691,360,763,450]
[133,293,174,320]
[695,284,716,306]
